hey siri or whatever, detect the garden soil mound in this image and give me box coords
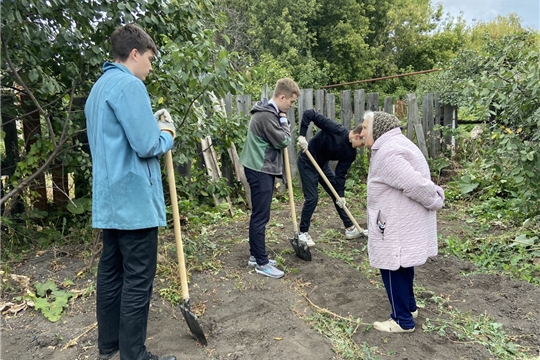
[2,200,539,359]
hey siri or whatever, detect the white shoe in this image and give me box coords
[345,227,361,239]
[248,256,277,267]
[298,232,316,247]
[412,309,418,319]
[373,318,415,333]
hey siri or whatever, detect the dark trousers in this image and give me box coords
[244,167,275,266]
[380,266,417,330]
[297,155,352,233]
[97,227,158,360]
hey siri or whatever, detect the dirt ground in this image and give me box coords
[2,198,540,360]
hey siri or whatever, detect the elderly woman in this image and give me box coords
[360,111,445,333]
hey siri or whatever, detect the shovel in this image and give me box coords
[283,148,312,261]
[302,149,366,235]
[165,150,208,346]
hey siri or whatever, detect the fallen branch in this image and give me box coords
[302,293,369,326]
[62,322,97,350]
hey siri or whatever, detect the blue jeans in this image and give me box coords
[297,155,352,233]
[97,227,158,360]
[244,167,275,266]
[380,266,417,330]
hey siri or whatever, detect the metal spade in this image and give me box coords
[283,148,312,261]
[165,150,207,346]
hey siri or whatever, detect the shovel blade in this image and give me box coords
[180,299,207,346]
[289,237,312,261]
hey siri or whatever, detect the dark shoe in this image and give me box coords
[99,348,118,360]
[148,352,177,360]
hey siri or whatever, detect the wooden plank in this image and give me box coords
[414,123,429,159]
[236,95,251,116]
[340,90,352,130]
[433,93,441,157]
[406,93,419,140]
[354,89,365,127]
[207,137,235,217]
[367,92,379,111]
[443,104,454,151]
[423,93,434,158]
[225,93,233,116]
[325,93,336,120]
[228,143,252,209]
[384,97,393,114]
[315,89,325,115]
[261,84,270,100]
[298,88,314,141]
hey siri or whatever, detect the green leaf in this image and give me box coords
[35,280,58,297]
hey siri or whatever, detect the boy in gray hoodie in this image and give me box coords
[239,78,300,278]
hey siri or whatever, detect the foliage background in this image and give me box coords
[1,0,539,274]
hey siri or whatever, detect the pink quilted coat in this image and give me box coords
[367,128,445,270]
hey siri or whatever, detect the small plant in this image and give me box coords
[423,310,525,359]
[24,280,75,322]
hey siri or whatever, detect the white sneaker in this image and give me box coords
[298,232,316,247]
[248,256,277,267]
[255,263,284,279]
[412,309,418,319]
[373,318,415,333]
[345,227,361,239]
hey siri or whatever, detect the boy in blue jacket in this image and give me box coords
[85,24,176,360]
[296,110,366,247]
[240,78,300,279]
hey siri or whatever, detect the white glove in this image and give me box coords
[154,109,173,123]
[154,109,176,138]
[297,136,308,151]
[336,197,346,209]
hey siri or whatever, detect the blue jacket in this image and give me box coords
[85,62,173,230]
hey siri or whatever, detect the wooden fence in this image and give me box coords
[222,89,457,181]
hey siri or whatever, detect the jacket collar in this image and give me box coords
[371,127,402,150]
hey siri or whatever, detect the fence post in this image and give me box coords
[423,93,434,157]
[406,94,416,140]
[325,92,336,121]
[407,93,429,158]
[433,93,441,157]
[443,104,457,154]
[340,90,353,130]
[384,97,393,114]
[315,89,325,115]
[236,94,251,116]
[354,90,365,127]
[367,92,379,111]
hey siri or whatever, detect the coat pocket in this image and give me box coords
[367,207,385,241]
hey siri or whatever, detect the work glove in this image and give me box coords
[297,136,308,151]
[336,197,346,209]
[154,109,176,138]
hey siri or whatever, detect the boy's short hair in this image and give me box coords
[274,78,300,98]
[110,24,158,62]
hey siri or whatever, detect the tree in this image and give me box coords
[1,0,243,222]
[420,28,540,219]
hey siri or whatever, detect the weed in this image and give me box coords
[423,310,527,359]
[306,312,378,359]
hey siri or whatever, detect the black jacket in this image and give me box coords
[299,110,357,195]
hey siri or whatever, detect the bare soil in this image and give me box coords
[2,199,540,360]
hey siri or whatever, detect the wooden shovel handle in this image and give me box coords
[165,150,190,300]
[283,148,298,232]
[303,149,364,232]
